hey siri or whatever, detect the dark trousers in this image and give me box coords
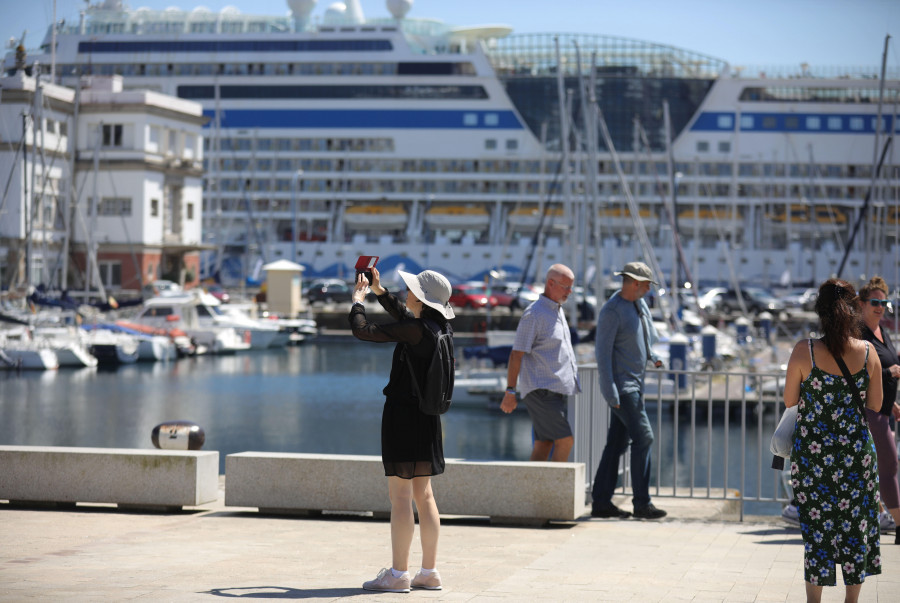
[591,389,655,509]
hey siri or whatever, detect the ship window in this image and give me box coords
[806,116,821,130]
[716,115,733,130]
[485,139,497,150]
[696,141,709,152]
[463,113,478,126]
[760,116,776,129]
[506,139,518,150]
[484,113,499,126]
[785,116,799,130]
[828,117,842,130]
[718,141,730,153]
[740,115,754,130]
[849,117,864,131]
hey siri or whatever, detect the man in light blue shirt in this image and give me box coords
[500,264,580,461]
[591,261,667,520]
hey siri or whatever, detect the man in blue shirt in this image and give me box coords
[591,261,667,520]
[500,264,580,462]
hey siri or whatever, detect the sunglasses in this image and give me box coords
[866,299,890,308]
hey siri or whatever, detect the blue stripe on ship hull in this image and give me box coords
[691,111,897,134]
[204,109,524,129]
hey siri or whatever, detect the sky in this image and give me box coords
[1,0,898,70]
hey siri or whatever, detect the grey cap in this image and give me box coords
[614,261,658,285]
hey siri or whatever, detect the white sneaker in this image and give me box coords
[781,504,800,526]
[362,568,410,593]
[411,569,442,590]
[879,511,896,532]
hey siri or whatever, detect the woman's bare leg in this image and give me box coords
[388,476,414,572]
[412,476,440,569]
[843,583,862,603]
[805,581,822,603]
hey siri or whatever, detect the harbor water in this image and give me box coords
[0,342,536,474]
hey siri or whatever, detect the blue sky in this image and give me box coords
[2,0,898,69]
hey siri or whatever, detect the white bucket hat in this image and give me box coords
[398,270,455,319]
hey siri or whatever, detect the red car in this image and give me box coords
[449,284,500,308]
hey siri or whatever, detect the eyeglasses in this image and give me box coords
[867,299,890,308]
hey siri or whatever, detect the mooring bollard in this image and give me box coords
[758,311,773,345]
[701,325,717,365]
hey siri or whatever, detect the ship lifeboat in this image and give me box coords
[425,205,490,231]
[766,204,846,234]
[676,208,742,233]
[343,204,408,231]
[599,206,659,232]
[508,207,567,231]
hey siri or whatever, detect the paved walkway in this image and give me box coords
[3,488,898,602]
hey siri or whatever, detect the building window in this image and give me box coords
[98,260,122,288]
[187,203,194,220]
[102,123,123,147]
[151,198,159,217]
[99,197,132,216]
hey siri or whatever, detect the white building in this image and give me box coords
[0,71,207,298]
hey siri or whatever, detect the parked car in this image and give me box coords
[449,284,500,308]
[701,287,785,315]
[205,284,230,304]
[304,279,353,305]
[780,287,817,311]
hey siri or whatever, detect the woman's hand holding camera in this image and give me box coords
[352,266,385,304]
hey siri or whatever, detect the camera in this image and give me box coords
[355,255,379,284]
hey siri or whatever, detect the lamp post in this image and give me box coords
[290,169,304,261]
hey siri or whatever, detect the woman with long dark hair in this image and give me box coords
[857,276,900,543]
[349,266,453,593]
[783,278,883,602]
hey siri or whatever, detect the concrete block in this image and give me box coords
[225,452,584,523]
[0,446,219,510]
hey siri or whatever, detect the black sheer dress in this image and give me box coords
[349,290,446,479]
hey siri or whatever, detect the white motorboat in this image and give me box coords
[0,327,59,370]
[194,292,285,350]
[83,327,140,366]
[131,294,251,355]
[31,326,98,369]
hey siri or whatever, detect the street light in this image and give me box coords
[290,169,304,261]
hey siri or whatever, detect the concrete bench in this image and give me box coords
[0,446,219,511]
[225,452,585,525]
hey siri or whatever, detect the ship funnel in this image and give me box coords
[386,0,413,20]
[287,0,318,31]
[343,0,365,23]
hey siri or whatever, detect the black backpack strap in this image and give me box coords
[404,318,437,402]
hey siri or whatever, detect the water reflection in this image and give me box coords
[0,343,535,472]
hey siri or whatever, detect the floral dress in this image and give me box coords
[790,339,881,586]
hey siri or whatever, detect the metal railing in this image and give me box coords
[570,364,790,520]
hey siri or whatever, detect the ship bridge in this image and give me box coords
[487,33,728,152]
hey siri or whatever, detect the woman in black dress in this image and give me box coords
[349,266,454,593]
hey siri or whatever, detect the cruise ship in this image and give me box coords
[6,0,900,294]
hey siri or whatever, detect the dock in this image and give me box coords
[3,482,898,601]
